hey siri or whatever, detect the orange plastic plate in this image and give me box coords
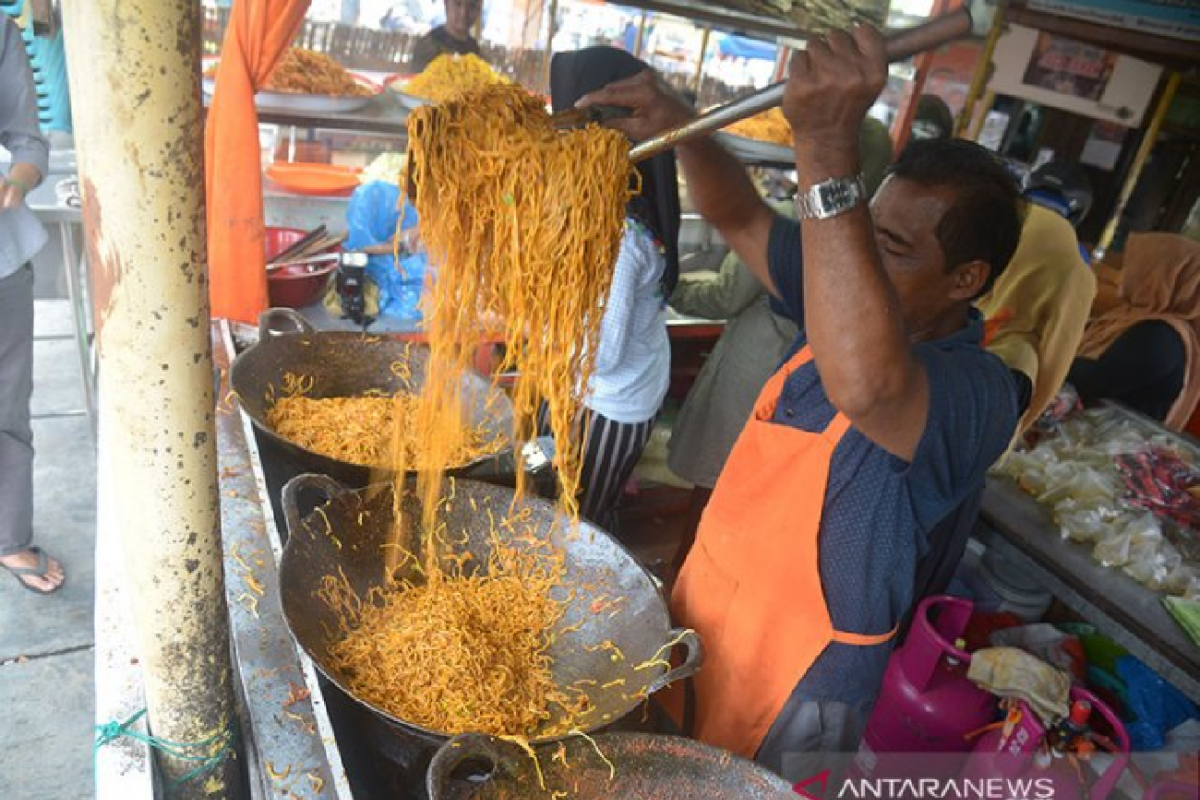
[266,163,362,197]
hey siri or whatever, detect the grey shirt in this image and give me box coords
[666,252,799,488]
[0,17,49,279]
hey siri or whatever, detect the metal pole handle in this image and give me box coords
[629,6,975,163]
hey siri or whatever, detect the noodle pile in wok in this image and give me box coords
[266,395,500,469]
[321,514,590,736]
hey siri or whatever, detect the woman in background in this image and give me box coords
[1069,233,1200,427]
[542,46,680,532]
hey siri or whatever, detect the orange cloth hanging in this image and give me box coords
[204,0,310,323]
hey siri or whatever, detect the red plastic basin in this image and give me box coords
[265,227,339,309]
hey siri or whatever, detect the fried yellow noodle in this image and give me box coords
[403,53,509,103]
[266,395,497,469]
[725,106,793,146]
[403,82,634,531]
[265,48,372,96]
[321,526,588,737]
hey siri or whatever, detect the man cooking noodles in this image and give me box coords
[578,25,1026,775]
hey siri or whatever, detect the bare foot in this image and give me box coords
[0,548,65,594]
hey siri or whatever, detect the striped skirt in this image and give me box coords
[537,404,656,533]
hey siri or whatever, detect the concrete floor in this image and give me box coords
[0,298,97,800]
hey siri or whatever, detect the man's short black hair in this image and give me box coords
[886,138,1024,298]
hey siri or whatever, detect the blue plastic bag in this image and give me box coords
[1116,655,1199,749]
[345,181,426,321]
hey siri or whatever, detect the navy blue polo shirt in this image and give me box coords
[761,216,1019,709]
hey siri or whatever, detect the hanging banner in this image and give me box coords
[1022,33,1117,102]
[1028,0,1200,43]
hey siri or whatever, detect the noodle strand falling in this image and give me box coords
[403,82,635,533]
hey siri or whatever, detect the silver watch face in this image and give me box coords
[797,176,865,220]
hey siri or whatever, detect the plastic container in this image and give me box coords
[859,597,999,760]
[967,541,1054,622]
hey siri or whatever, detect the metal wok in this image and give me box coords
[279,474,700,776]
[427,732,795,799]
[229,308,516,484]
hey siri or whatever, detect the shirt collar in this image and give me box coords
[939,307,985,347]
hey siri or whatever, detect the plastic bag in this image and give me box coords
[345,180,425,321]
[1117,447,1200,531]
[1038,464,1119,505]
[1125,538,1183,592]
[989,623,1086,679]
[1116,656,1199,750]
[1163,564,1200,600]
[1094,512,1162,569]
[1056,502,1113,543]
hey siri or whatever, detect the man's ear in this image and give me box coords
[950,258,991,301]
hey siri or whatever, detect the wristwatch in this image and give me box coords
[794,175,867,221]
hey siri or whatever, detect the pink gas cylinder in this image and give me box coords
[963,686,1130,800]
[859,596,999,759]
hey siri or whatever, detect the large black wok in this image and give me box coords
[427,732,795,799]
[279,474,701,783]
[229,308,516,485]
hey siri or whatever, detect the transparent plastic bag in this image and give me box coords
[1038,465,1120,506]
[1124,537,1182,591]
[1093,530,1131,568]
[1056,502,1113,543]
[346,181,425,321]
[1094,512,1162,568]
[1162,564,1200,599]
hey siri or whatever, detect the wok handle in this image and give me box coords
[258,307,315,340]
[646,628,703,696]
[281,473,346,540]
[425,733,527,800]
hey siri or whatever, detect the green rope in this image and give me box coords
[95,708,238,786]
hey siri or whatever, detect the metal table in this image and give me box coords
[980,472,1200,705]
[27,171,97,434]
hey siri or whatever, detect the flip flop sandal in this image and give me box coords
[1,546,65,595]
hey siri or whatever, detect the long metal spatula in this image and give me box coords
[628,0,999,163]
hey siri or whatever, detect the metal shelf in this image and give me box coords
[611,0,886,41]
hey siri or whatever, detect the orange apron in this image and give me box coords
[669,344,896,758]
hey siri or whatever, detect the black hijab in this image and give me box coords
[550,46,682,295]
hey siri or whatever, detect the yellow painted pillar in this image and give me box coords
[955,2,1004,138]
[60,0,241,797]
[966,90,995,140]
[543,0,558,91]
[1095,71,1183,257]
[634,12,648,58]
[692,26,712,95]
